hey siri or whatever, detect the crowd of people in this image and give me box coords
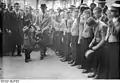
[1,0,120,79]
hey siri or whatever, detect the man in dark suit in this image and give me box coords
[10,3,24,56]
[2,2,13,55]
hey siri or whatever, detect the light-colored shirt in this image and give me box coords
[60,19,66,32]
[53,14,62,31]
[108,17,120,42]
[94,20,107,43]
[82,22,94,38]
[67,18,74,32]
[71,18,79,36]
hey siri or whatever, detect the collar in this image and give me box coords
[15,10,20,14]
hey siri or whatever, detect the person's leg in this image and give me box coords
[68,36,75,64]
[39,33,47,60]
[59,32,63,56]
[61,34,65,57]
[40,43,47,60]
[61,34,69,62]
[12,45,16,56]
[53,31,57,51]
[57,32,61,54]
[81,37,93,73]
[17,44,22,56]
[108,43,119,79]
[56,32,60,53]
[67,33,72,61]
[60,34,66,60]
[71,36,78,66]
[75,43,81,66]
[85,50,97,78]
[59,32,64,58]
[97,42,119,79]
[28,50,32,60]
[24,49,32,63]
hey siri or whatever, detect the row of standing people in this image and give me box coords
[2,3,24,57]
[1,0,119,79]
[52,0,119,79]
[1,2,53,63]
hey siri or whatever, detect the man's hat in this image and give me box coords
[110,0,120,11]
[14,3,19,6]
[97,0,106,3]
[41,4,47,8]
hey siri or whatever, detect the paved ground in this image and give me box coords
[1,48,92,79]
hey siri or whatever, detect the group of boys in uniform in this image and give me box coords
[1,0,120,79]
[52,0,120,79]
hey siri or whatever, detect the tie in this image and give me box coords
[16,12,19,18]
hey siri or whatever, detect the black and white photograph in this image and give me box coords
[0,0,120,80]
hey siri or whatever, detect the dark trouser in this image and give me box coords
[87,42,104,75]
[63,33,71,60]
[25,49,32,61]
[71,36,78,62]
[3,32,14,54]
[17,45,22,55]
[43,31,51,47]
[59,32,64,56]
[54,31,60,51]
[38,39,47,57]
[97,42,119,79]
[78,37,93,67]
[12,44,22,56]
[75,43,81,64]
[53,31,57,50]
[38,32,47,57]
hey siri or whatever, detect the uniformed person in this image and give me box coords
[69,8,80,66]
[59,11,66,58]
[97,0,109,24]
[85,7,108,78]
[97,0,120,79]
[60,10,73,62]
[76,5,90,69]
[53,7,62,54]
[78,9,94,73]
